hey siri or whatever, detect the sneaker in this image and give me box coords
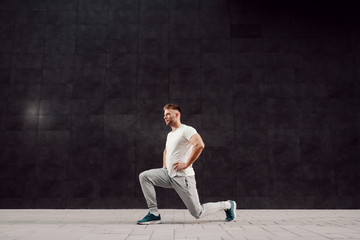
[224,200,237,222]
[137,212,161,225]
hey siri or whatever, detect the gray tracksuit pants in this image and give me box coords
[139,168,228,219]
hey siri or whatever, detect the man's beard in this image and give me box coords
[166,119,173,126]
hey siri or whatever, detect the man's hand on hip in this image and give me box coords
[173,162,188,172]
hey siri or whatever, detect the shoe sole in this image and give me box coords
[226,200,237,222]
[137,220,162,225]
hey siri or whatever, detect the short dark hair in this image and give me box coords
[163,103,181,113]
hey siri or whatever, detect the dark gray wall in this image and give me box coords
[0,0,359,209]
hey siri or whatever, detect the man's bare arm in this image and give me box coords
[173,134,205,172]
[163,148,167,168]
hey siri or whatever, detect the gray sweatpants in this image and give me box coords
[139,168,228,219]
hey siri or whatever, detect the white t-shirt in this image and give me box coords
[165,124,197,177]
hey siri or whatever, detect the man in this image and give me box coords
[137,103,236,224]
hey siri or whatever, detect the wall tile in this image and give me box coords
[76,39,107,54]
[270,179,304,197]
[169,83,200,99]
[138,68,168,84]
[14,24,46,39]
[47,0,78,10]
[40,99,71,114]
[45,39,76,54]
[43,54,74,68]
[76,54,106,68]
[12,54,43,68]
[171,0,199,10]
[104,130,137,147]
[0,69,10,84]
[268,129,300,163]
[47,10,77,24]
[41,84,73,99]
[2,131,37,147]
[233,53,263,68]
[79,0,108,10]
[233,67,263,84]
[104,114,136,131]
[77,25,107,39]
[0,25,14,40]
[139,53,168,68]
[0,39,13,53]
[300,130,333,162]
[35,181,67,198]
[42,69,74,84]
[202,39,231,53]
[71,99,104,114]
[140,0,169,11]
[169,53,199,68]
[231,24,262,38]
[106,53,137,68]
[139,39,168,53]
[231,144,268,163]
[69,146,102,165]
[0,10,16,24]
[263,38,293,53]
[109,0,139,11]
[107,38,137,53]
[106,67,137,84]
[4,115,38,130]
[72,82,104,99]
[74,68,105,84]
[71,115,103,130]
[3,146,37,165]
[13,39,44,53]
[37,130,70,146]
[46,25,77,39]
[104,98,137,114]
[71,130,104,147]
[7,99,39,114]
[16,10,47,24]
[169,24,200,39]
[201,23,230,38]
[137,83,168,99]
[39,115,71,130]
[67,180,101,198]
[169,68,201,85]
[170,9,199,24]
[8,84,41,99]
[78,10,108,25]
[140,9,168,24]
[109,10,138,24]
[37,146,69,165]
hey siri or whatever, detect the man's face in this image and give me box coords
[163,109,179,126]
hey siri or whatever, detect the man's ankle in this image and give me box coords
[150,211,159,216]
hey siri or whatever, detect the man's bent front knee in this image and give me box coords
[139,170,149,183]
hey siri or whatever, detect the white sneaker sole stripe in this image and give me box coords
[137,220,161,225]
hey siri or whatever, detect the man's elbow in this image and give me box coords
[197,143,205,150]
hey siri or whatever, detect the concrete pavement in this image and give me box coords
[0,209,359,240]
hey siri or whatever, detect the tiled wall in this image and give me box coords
[0,0,359,209]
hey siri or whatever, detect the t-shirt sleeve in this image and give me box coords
[183,126,197,141]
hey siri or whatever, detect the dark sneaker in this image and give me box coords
[224,200,237,222]
[137,212,161,225]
